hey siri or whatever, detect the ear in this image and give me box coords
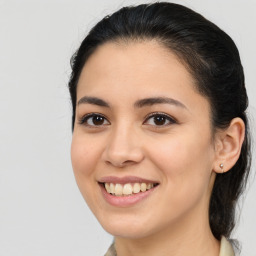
[213,118,245,174]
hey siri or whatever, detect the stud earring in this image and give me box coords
[220,163,224,173]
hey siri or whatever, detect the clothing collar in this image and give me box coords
[219,236,235,256]
[104,236,235,256]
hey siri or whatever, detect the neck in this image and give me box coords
[114,207,220,256]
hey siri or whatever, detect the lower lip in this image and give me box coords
[99,184,158,207]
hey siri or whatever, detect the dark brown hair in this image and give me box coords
[68,2,251,240]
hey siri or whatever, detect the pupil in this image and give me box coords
[93,116,104,125]
[154,116,165,125]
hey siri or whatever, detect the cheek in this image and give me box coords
[150,130,213,168]
[71,134,100,181]
[71,134,103,209]
[147,131,214,195]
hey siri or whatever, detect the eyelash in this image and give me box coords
[78,113,110,127]
[143,112,177,127]
[78,112,177,128]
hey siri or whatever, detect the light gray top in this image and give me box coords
[104,236,235,256]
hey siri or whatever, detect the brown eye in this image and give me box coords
[92,115,105,125]
[79,114,110,127]
[144,113,176,126]
[153,115,166,125]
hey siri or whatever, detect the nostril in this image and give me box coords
[105,159,140,168]
[122,160,137,166]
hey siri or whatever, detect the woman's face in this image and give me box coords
[71,41,217,239]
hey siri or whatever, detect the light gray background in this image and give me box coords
[0,0,255,255]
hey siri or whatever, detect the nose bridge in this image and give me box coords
[103,120,144,166]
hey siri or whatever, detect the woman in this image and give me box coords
[68,2,251,256]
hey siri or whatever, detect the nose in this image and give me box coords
[102,124,144,168]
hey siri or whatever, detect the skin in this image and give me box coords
[71,40,245,256]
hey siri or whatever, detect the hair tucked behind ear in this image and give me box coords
[68,2,251,240]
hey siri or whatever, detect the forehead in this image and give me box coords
[78,40,193,90]
[76,40,210,115]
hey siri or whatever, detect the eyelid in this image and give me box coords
[143,112,177,125]
[78,113,110,126]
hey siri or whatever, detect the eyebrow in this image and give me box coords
[134,97,187,109]
[77,96,110,107]
[77,96,187,109]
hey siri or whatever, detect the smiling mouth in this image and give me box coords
[100,182,159,196]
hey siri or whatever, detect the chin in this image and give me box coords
[96,212,160,239]
[95,212,152,239]
[104,225,154,239]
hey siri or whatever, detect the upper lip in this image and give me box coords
[98,176,159,184]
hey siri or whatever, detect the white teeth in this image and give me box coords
[104,182,156,196]
[105,183,111,193]
[133,183,141,194]
[110,183,115,194]
[141,183,147,192]
[123,184,133,195]
[115,184,123,196]
[147,183,153,189]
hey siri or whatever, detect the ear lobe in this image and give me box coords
[213,117,245,174]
